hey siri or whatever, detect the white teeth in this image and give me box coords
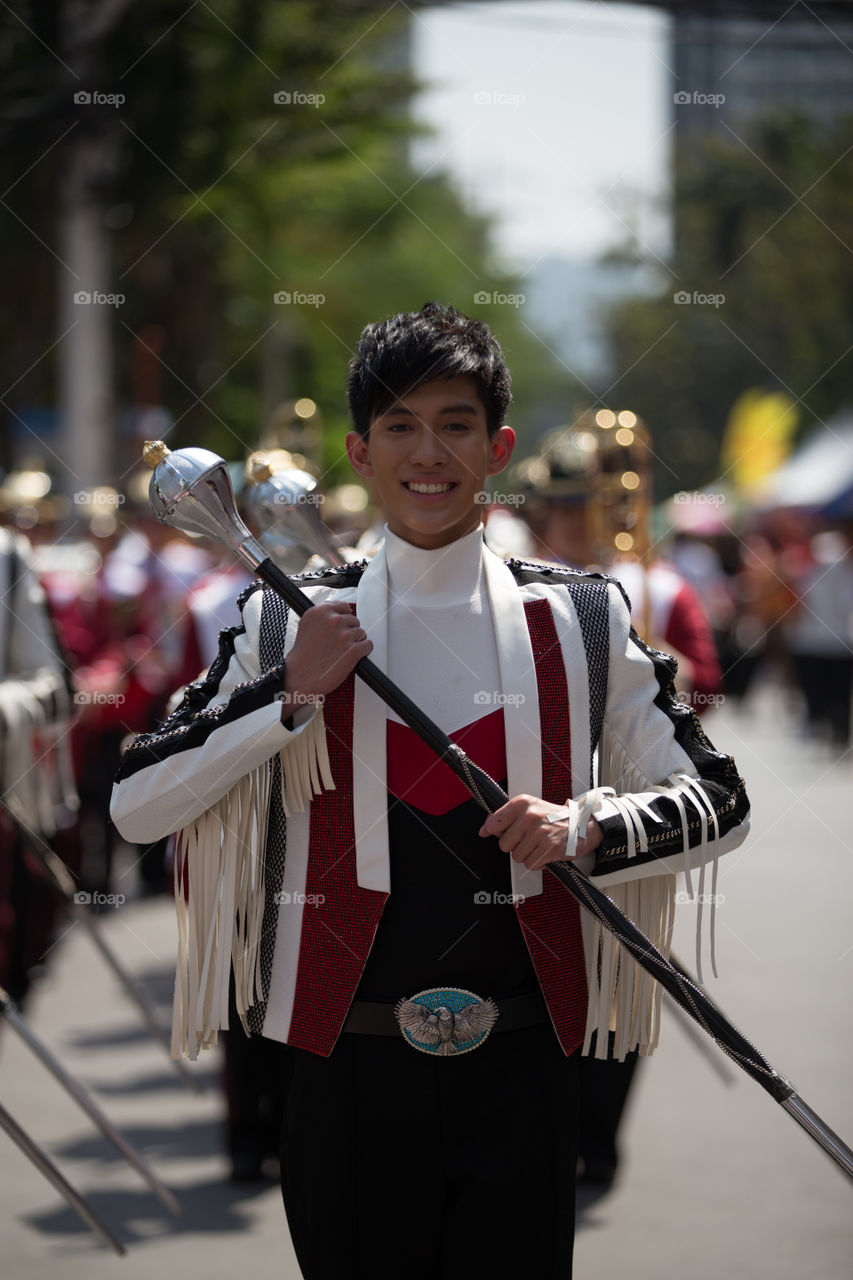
[407,482,453,494]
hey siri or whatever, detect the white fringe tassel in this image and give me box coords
[171,709,334,1060]
[582,875,676,1060]
[584,726,718,1059]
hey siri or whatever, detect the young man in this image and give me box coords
[111,303,750,1279]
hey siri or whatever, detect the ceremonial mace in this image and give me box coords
[243,454,346,569]
[143,442,853,1186]
[0,1099,126,1254]
[0,985,180,1216]
[2,798,202,1094]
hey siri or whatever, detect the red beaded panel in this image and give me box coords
[516,598,588,1056]
[286,669,389,1056]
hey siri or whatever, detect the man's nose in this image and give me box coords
[410,426,449,465]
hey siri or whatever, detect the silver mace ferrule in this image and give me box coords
[243,453,345,569]
[142,440,267,572]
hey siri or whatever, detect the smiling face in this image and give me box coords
[345,375,515,550]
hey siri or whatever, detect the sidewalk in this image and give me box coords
[2,695,852,1277]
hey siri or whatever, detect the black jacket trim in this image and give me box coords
[592,626,749,878]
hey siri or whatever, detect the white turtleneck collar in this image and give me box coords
[384,524,485,608]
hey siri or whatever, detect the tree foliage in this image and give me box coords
[603,113,853,495]
[0,1,574,483]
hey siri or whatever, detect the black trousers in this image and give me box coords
[279,1022,579,1279]
[578,1044,639,1172]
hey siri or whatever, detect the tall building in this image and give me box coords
[644,1,853,140]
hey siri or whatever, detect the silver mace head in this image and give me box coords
[142,441,267,572]
[244,454,345,569]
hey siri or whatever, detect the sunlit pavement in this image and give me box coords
[576,681,853,1279]
[2,680,852,1278]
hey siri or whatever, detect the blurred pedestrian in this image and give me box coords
[785,523,853,748]
[514,414,724,1186]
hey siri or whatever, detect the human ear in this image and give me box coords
[345,431,374,478]
[486,425,516,477]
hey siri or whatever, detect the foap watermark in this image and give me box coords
[74,291,125,307]
[678,690,726,710]
[274,691,325,708]
[274,291,325,307]
[74,490,125,507]
[473,690,526,707]
[674,90,725,108]
[74,691,126,707]
[273,89,325,107]
[473,890,525,905]
[74,90,125,108]
[474,490,526,507]
[675,890,726,906]
[274,890,325,906]
[673,290,725,308]
[473,290,525,307]
[273,491,325,506]
[672,490,726,508]
[473,91,526,107]
[74,890,126,907]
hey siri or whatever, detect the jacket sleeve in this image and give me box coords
[109,583,320,844]
[0,530,77,828]
[590,581,750,887]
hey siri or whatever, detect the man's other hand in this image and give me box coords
[478,795,603,871]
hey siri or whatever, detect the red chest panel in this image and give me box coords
[386,708,506,815]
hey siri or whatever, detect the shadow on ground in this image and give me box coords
[23,1174,282,1253]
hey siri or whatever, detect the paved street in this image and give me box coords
[2,682,852,1278]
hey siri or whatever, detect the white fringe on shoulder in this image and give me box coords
[583,726,721,1060]
[171,709,333,1060]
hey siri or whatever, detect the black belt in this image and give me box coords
[343,991,549,1037]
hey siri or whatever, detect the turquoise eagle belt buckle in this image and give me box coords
[394,986,499,1056]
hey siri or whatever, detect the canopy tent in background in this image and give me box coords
[754,415,853,515]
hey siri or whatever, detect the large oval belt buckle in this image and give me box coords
[394,986,499,1056]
